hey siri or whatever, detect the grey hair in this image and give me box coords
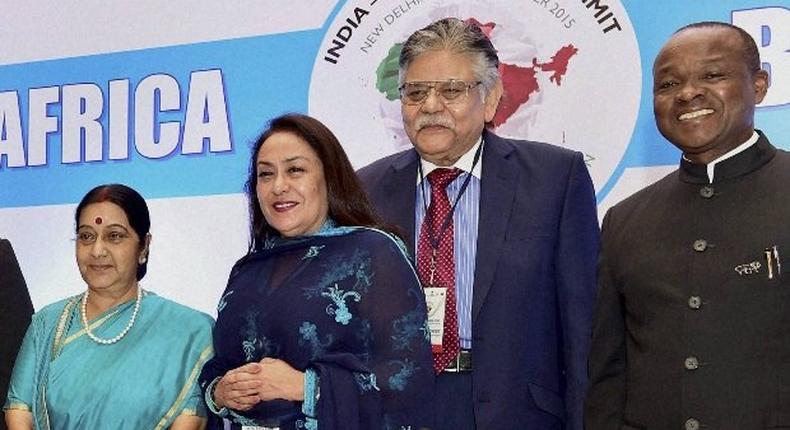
[399,17,500,97]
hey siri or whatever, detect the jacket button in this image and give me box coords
[684,356,699,370]
[688,296,702,309]
[693,239,708,252]
[685,418,700,430]
[699,186,714,198]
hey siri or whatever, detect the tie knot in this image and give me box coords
[427,168,462,191]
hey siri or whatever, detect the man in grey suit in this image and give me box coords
[585,22,783,429]
[358,17,599,430]
[0,238,33,430]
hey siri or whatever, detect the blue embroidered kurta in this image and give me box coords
[200,226,434,430]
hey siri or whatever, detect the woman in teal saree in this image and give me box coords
[4,184,213,430]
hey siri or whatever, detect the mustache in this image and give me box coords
[415,115,454,130]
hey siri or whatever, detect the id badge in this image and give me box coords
[424,287,447,352]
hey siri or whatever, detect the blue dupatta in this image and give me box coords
[200,225,434,430]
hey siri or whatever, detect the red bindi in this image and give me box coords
[95,217,103,225]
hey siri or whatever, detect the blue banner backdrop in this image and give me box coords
[0,0,787,312]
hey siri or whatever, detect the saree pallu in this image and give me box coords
[200,226,434,430]
[4,291,214,429]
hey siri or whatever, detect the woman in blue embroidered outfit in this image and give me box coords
[199,114,434,430]
[4,184,214,430]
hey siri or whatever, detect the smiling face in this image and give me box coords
[652,26,768,164]
[76,202,148,296]
[256,131,329,237]
[401,49,502,166]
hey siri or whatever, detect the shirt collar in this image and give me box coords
[418,136,483,184]
[708,131,761,182]
[682,131,759,183]
[679,130,776,184]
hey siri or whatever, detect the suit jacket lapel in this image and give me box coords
[473,132,518,321]
[378,151,419,255]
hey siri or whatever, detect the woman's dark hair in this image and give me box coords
[246,113,393,251]
[75,184,151,280]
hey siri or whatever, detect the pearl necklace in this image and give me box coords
[81,286,142,345]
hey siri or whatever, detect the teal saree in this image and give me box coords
[4,291,213,429]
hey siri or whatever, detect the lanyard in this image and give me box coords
[418,141,483,264]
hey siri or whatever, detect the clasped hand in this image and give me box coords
[213,357,305,411]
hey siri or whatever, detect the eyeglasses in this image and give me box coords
[399,80,482,105]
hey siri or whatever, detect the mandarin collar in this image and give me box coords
[679,130,776,184]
